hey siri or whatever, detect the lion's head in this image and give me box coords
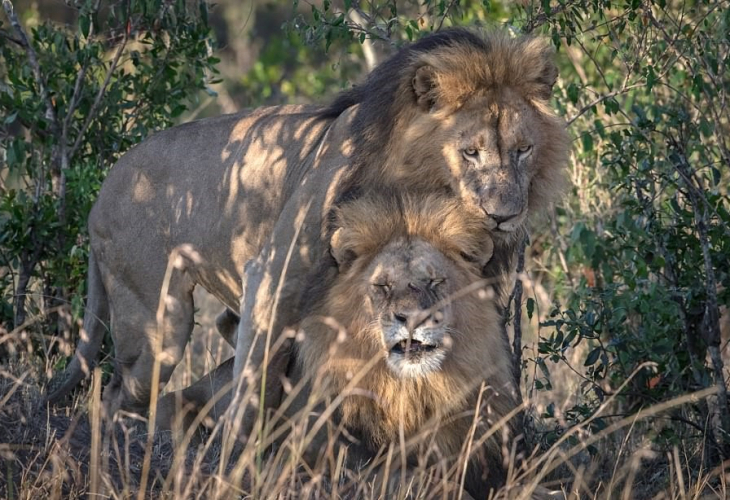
[297,191,517,454]
[329,230,492,381]
[327,29,571,236]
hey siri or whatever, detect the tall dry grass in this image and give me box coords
[1,314,728,499]
[1,250,727,499]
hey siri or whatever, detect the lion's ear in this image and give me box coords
[330,227,357,269]
[412,65,438,110]
[535,57,559,100]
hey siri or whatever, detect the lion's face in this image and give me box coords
[309,192,501,384]
[363,238,458,378]
[374,34,570,238]
[397,89,558,236]
[443,91,546,232]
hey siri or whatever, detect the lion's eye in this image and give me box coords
[517,144,533,158]
[428,278,445,289]
[372,283,391,295]
[462,147,479,161]
[460,252,480,264]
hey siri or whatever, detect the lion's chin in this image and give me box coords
[385,345,446,379]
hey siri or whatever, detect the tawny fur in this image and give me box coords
[46,30,569,442]
[293,192,521,496]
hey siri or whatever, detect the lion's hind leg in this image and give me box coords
[156,357,235,442]
[101,260,197,419]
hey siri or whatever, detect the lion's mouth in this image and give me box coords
[386,337,446,378]
[390,338,438,356]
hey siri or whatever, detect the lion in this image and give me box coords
[47,29,571,430]
[290,191,519,497]
[156,190,520,497]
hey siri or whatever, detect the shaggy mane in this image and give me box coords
[321,29,568,196]
[323,29,556,118]
[332,189,490,266]
[297,190,521,496]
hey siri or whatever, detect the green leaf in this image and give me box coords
[526,298,535,320]
[79,15,91,39]
[582,132,594,153]
[567,83,579,104]
[711,167,721,187]
[584,347,601,366]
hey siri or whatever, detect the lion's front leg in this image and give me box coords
[229,243,303,442]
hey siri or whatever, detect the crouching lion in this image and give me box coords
[158,191,525,497]
[290,191,518,497]
[47,29,571,432]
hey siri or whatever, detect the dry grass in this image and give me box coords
[0,353,728,497]
[1,289,728,499]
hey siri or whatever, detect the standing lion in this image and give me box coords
[47,30,570,439]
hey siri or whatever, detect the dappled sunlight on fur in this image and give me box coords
[44,30,573,497]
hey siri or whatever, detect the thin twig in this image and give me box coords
[2,0,59,133]
[567,83,644,127]
[512,234,528,386]
[0,27,21,45]
[434,0,457,32]
[348,8,379,70]
[522,2,572,34]
[352,5,390,42]
[68,31,129,159]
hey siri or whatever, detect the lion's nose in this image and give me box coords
[393,312,409,325]
[392,310,440,330]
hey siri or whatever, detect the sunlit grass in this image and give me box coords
[1,318,728,500]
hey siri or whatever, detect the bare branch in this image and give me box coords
[434,0,457,32]
[0,27,21,45]
[512,234,528,387]
[61,0,102,141]
[1,0,59,134]
[62,66,88,145]
[347,4,392,44]
[522,2,571,34]
[68,31,129,159]
[348,8,379,70]
[567,83,644,127]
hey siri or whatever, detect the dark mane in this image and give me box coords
[322,28,492,203]
[320,28,487,119]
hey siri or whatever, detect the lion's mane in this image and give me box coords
[296,191,521,495]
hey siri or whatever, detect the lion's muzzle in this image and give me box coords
[382,308,451,378]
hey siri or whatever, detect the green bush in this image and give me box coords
[1,0,218,343]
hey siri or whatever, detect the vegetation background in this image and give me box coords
[1,0,729,497]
